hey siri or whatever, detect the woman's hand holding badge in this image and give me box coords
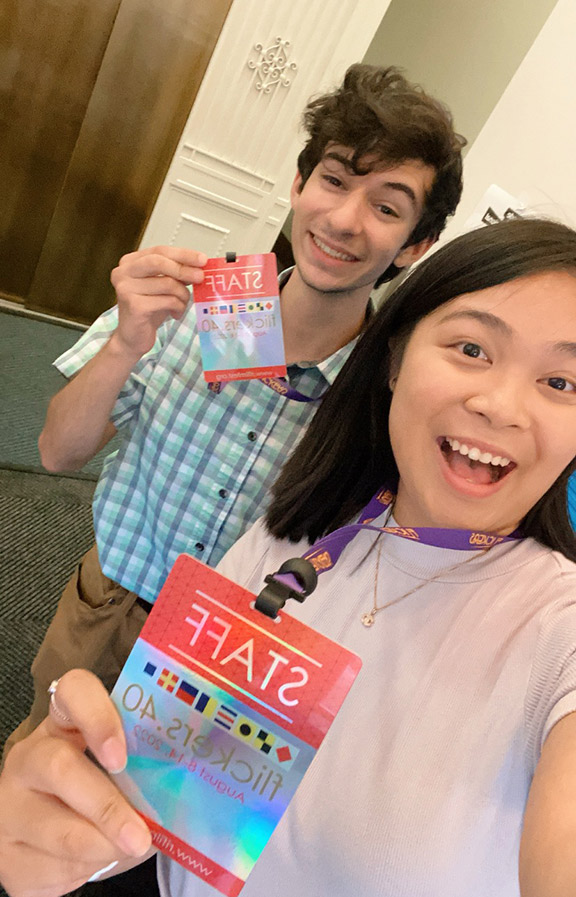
[0,670,153,897]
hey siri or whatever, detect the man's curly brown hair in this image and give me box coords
[297,64,466,284]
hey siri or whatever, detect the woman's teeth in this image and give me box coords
[444,437,511,468]
[312,235,357,261]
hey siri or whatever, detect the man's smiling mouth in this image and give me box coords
[312,234,359,262]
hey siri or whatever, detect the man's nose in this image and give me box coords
[327,192,365,235]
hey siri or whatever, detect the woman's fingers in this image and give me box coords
[43,669,127,773]
[0,671,152,897]
[0,840,90,897]
[11,740,150,860]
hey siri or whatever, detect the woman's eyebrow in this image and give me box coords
[439,310,576,359]
[551,341,576,359]
[437,309,513,336]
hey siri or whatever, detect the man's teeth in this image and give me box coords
[312,235,357,261]
[445,437,510,468]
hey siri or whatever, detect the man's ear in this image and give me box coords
[290,172,304,208]
[393,236,436,270]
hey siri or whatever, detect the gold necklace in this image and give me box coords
[360,539,487,628]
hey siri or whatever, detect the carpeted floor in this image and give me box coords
[0,468,96,749]
[0,309,105,897]
[0,307,119,477]
[0,308,112,753]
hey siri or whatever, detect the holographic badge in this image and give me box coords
[193,253,286,383]
[111,556,361,896]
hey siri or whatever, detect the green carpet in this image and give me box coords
[0,309,119,477]
[0,469,95,752]
[0,310,112,897]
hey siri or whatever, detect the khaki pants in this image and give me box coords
[3,544,149,763]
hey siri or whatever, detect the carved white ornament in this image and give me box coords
[247,37,297,94]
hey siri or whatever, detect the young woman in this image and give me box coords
[2,217,576,897]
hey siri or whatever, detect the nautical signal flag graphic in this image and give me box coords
[195,691,219,717]
[158,668,179,692]
[175,680,198,706]
[254,728,276,755]
[214,705,238,730]
[142,660,299,768]
[199,300,275,316]
[233,716,257,743]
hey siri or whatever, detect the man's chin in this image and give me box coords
[297,268,377,297]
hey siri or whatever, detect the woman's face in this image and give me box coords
[389,270,576,533]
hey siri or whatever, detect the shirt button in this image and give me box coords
[219,488,229,499]
[247,431,257,442]
[195,542,205,552]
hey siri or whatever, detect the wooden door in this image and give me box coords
[0,0,233,323]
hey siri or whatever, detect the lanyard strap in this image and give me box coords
[255,487,521,617]
[208,376,323,403]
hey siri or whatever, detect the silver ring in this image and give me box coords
[48,678,75,728]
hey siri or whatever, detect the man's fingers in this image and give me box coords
[113,247,208,285]
[118,274,192,303]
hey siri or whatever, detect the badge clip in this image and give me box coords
[225,251,237,263]
[255,558,318,619]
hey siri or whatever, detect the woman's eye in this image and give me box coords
[378,205,398,218]
[458,342,487,360]
[547,377,576,393]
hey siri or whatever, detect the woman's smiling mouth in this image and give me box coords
[439,436,517,486]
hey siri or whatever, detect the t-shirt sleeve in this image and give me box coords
[53,306,175,430]
[525,586,576,771]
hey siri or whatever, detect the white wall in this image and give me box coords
[363,0,558,151]
[443,0,576,241]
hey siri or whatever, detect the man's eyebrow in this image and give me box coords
[322,152,417,206]
[437,309,514,336]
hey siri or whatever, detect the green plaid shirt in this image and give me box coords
[55,285,356,602]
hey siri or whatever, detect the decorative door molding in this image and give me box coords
[141,0,390,256]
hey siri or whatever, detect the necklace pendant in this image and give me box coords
[361,611,375,628]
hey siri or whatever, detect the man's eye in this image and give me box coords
[459,342,486,359]
[547,377,576,392]
[378,205,398,217]
[323,175,342,187]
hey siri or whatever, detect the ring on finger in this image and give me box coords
[47,679,76,729]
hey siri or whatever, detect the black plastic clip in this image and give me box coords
[254,558,318,619]
[225,251,237,263]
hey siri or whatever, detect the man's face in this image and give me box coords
[289,146,435,299]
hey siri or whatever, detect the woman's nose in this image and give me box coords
[464,376,531,430]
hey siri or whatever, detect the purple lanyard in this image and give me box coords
[255,487,521,617]
[208,376,321,403]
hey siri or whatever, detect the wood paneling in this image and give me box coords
[0,0,122,301]
[1,0,232,322]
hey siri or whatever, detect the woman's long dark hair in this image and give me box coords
[267,217,576,561]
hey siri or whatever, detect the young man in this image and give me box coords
[5,64,465,755]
